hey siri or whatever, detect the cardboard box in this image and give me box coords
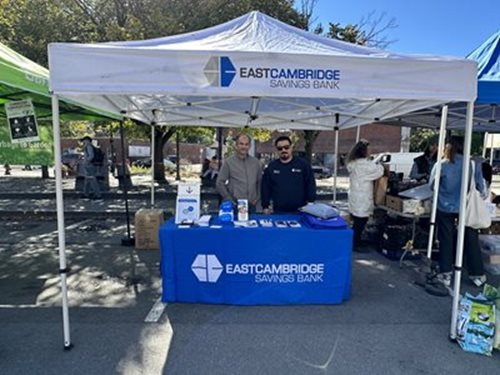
[374,176,388,206]
[384,195,429,215]
[385,195,403,211]
[135,208,164,250]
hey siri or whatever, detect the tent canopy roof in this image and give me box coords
[468,30,500,82]
[49,11,477,130]
[0,42,119,121]
[468,30,500,105]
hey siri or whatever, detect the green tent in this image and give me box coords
[0,42,119,165]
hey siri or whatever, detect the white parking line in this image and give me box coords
[144,297,167,323]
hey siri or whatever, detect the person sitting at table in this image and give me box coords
[409,138,438,182]
[216,134,262,212]
[346,139,384,252]
[261,135,316,214]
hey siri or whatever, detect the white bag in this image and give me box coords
[465,163,491,229]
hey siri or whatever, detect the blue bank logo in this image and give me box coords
[191,254,224,282]
[203,56,236,87]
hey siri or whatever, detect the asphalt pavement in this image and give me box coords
[1,167,499,374]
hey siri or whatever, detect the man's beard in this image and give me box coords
[280,153,289,160]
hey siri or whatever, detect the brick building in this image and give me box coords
[256,123,402,161]
[60,123,402,166]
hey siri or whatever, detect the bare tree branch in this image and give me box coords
[358,10,398,49]
[72,0,101,26]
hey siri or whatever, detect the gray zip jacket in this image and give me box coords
[216,154,262,205]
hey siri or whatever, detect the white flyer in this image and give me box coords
[175,182,200,224]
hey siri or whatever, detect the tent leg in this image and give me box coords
[52,95,72,350]
[482,132,488,158]
[490,135,494,165]
[427,106,448,259]
[333,124,339,204]
[450,101,475,340]
[176,131,181,181]
[119,121,134,246]
[150,125,155,207]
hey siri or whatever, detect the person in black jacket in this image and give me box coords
[409,139,438,182]
[261,136,316,213]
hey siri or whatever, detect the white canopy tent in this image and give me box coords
[48,11,477,348]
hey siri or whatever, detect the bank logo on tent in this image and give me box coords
[204,56,236,87]
[191,254,224,282]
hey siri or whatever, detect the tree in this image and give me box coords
[324,11,397,49]
[0,1,397,177]
[295,2,398,162]
[64,0,305,182]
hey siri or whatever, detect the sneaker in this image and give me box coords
[435,272,452,288]
[470,275,487,288]
[424,272,453,297]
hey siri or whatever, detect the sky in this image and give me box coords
[313,0,499,57]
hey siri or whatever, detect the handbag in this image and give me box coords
[465,163,491,229]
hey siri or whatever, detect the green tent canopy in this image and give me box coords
[0,42,119,120]
[0,42,119,164]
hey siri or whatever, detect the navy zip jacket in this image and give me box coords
[261,157,316,212]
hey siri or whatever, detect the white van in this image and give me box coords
[372,152,423,179]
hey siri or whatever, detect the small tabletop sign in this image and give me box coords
[5,99,40,144]
[175,182,200,224]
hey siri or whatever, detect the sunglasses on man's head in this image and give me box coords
[276,145,290,151]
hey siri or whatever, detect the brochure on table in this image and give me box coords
[175,182,200,224]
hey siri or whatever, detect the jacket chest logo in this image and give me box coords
[292,168,302,173]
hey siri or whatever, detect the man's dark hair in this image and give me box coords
[274,135,292,147]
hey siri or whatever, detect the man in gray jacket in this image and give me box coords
[216,134,262,212]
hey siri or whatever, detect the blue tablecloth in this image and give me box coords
[159,214,352,305]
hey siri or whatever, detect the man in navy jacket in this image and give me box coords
[262,135,316,213]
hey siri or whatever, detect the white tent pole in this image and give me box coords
[355,125,360,143]
[450,101,475,340]
[489,134,494,165]
[150,124,155,207]
[51,95,72,350]
[426,105,448,259]
[333,125,339,204]
[482,132,488,158]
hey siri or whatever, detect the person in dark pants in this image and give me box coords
[430,136,487,289]
[346,139,384,252]
[261,135,316,213]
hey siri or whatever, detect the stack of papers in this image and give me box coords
[196,215,211,227]
[234,220,258,228]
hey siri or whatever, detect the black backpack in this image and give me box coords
[91,145,105,165]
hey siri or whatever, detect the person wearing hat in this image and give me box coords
[81,135,101,199]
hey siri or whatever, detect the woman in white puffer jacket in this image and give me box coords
[347,140,384,252]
